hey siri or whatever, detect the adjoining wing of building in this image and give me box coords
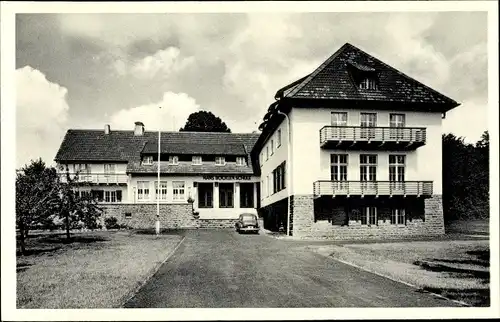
[55,42,460,238]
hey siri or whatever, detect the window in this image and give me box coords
[155,181,168,200]
[215,156,225,166]
[219,183,234,208]
[260,180,264,199]
[270,140,274,155]
[331,154,348,191]
[266,175,270,197]
[391,208,406,225]
[360,113,377,139]
[125,212,132,218]
[142,156,153,165]
[104,164,116,173]
[266,146,269,160]
[390,114,406,140]
[137,181,150,201]
[172,181,185,201]
[169,156,179,165]
[198,183,213,208]
[365,207,378,225]
[272,162,286,194]
[277,129,282,147]
[236,157,246,166]
[331,112,348,139]
[104,190,117,203]
[360,154,377,191]
[359,78,378,90]
[192,156,202,165]
[240,183,254,208]
[389,155,406,191]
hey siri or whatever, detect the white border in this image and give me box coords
[1,1,499,320]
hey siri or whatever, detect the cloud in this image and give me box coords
[16,66,70,167]
[116,47,195,79]
[443,99,488,144]
[109,91,200,131]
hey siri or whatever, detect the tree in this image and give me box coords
[442,132,489,223]
[48,172,102,241]
[179,111,231,133]
[16,159,60,254]
[16,159,103,255]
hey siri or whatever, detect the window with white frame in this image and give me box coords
[270,139,274,155]
[142,156,153,165]
[359,78,378,90]
[277,129,282,147]
[389,155,406,190]
[236,156,246,166]
[137,181,150,201]
[266,146,269,160]
[215,156,225,166]
[331,154,348,190]
[331,112,348,139]
[390,114,406,140]
[172,181,185,201]
[391,208,406,225]
[169,156,179,165]
[192,156,202,165]
[360,154,377,191]
[104,190,117,203]
[360,113,377,139]
[155,181,168,200]
[104,164,116,173]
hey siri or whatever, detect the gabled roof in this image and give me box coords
[142,141,247,156]
[55,130,260,163]
[275,42,459,109]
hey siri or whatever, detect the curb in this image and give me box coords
[319,251,472,308]
[118,235,186,307]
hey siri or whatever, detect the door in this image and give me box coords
[360,113,377,139]
[389,155,406,193]
[331,112,348,139]
[390,114,406,140]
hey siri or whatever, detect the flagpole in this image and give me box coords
[156,106,161,236]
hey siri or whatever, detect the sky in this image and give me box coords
[15,11,488,168]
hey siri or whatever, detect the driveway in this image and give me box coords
[124,229,461,308]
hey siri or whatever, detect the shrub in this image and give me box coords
[104,217,119,229]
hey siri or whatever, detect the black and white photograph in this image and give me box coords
[1,1,498,320]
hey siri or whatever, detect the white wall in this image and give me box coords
[259,119,290,207]
[129,175,260,219]
[290,107,443,195]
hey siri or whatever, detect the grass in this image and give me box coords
[311,239,490,307]
[16,230,182,308]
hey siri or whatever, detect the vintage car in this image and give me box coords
[235,213,260,234]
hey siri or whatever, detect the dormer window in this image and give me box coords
[359,78,378,90]
[169,156,179,165]
[192,156,202,165]
[236,157,246,166]
[142,156,153,165]
[215,156,225,166]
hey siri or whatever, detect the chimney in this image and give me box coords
[104,124,111,135]
[134,121,145,136]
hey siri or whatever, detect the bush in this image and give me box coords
[104,217,119,229]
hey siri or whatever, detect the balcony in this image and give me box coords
[313,180,433,198]
[59,173,128,186]
[319,126,426,150]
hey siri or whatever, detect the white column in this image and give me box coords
[234,182,240,209]
[253,182,257,208]
[213,182,219,209]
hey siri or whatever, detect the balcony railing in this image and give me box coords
[59,173,128,185]
[313,180,433,197]
[319,126,426,150]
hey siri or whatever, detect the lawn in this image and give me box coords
[16,230,183,308]
[311,239,490,307]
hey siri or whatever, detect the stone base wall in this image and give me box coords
[101,203,198,229]
[197,219,238,229]
[292,194,445,240]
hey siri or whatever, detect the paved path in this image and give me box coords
[124,229,460,308]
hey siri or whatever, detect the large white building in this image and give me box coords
[55,43,459,238]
